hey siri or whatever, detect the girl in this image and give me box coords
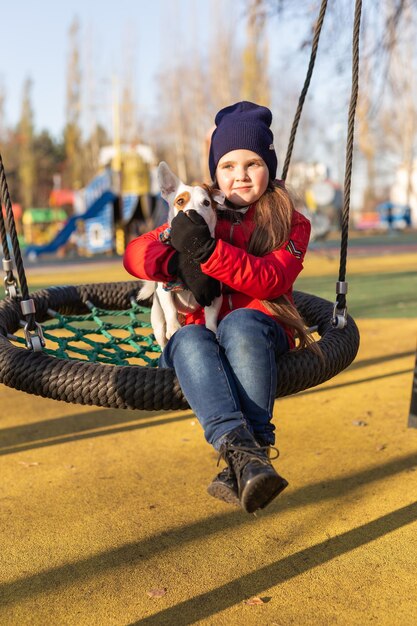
[123,101,312,514]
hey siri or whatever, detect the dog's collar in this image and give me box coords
[159,226,172,243]
[217,204,250,214]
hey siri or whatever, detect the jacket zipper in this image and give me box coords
[228,221,236,311]
[229,222,236,244]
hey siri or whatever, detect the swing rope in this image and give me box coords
[281,0,329,182]
[0,153,42,350]
[281,0,362,328]
[337,0,362,312]
[0,153,31,304]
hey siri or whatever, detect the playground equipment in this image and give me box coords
[25,171,117,259]
[355,202,412,231]
[23,208,68,248]
[0,0,364,413]
[376,201,412,230]
[25,145,157,260]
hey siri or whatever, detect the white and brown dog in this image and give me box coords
[137,162,225,348]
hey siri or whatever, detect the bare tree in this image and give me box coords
[209,0,243,109]
[0,78,6,144]
[64,17,83,189]
[152,0,262,183]
[242,0,270,105]
[380,1,417,204]
[356,25,378,211]
[18,77,35,209]
[83,23,101,181]
[262,0,417,207]
[120,24,140,146]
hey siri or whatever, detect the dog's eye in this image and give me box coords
[203,199,210,207]
[176,198,184,206]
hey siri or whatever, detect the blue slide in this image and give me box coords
[25,191,116,258]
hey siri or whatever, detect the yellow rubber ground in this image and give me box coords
[0,253,416,625]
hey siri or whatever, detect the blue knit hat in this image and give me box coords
[208,101,277,181]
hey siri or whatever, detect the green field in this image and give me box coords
[1,246,416,321]
[3,270,416,319]
[295,270,417,319]
[1,272,417,320]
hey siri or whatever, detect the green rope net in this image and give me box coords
[8,300,162,367]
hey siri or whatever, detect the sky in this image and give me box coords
[1,0,169,135]
[0,1,344,136]
[0,1,363,194]
[1,0,250,137]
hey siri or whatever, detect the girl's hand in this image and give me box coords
[170,211,216,262]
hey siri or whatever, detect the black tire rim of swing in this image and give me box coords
[0,0,362,411]
[0,281,360,410]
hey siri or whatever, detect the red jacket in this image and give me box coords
[123,205,311,348]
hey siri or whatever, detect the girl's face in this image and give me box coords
[215,149,270,206]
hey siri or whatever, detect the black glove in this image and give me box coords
[167,251,179,275]
[170,210,216,262]
[176,253,221,307]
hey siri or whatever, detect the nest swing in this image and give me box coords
[0,0,361,412]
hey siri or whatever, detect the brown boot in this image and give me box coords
[208,425,288,513]
[207,466,240,506]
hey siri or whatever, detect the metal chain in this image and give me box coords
[337,0,362,301]
[0,192,11,257]
[0,152,36,333]
[281,0,328,181]
[0,161,19,297]
[332,0,362,328]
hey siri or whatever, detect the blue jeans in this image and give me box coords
[159,308,289,450]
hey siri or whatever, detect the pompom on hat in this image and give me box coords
[208,101,278,181]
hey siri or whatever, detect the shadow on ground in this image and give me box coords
[1,450,416,615]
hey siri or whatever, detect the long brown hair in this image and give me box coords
[218,180,321,355]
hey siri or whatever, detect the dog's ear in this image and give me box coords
[210,189,226,207]
[158,162,179,201]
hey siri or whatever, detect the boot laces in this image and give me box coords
[217,442,280,472]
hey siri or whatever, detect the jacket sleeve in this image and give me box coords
[201,210,311,300]
[123,223,177,281]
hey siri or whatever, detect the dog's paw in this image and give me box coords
[166,320,182,340]
[154,331,168,349]
[205,320,218,334]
